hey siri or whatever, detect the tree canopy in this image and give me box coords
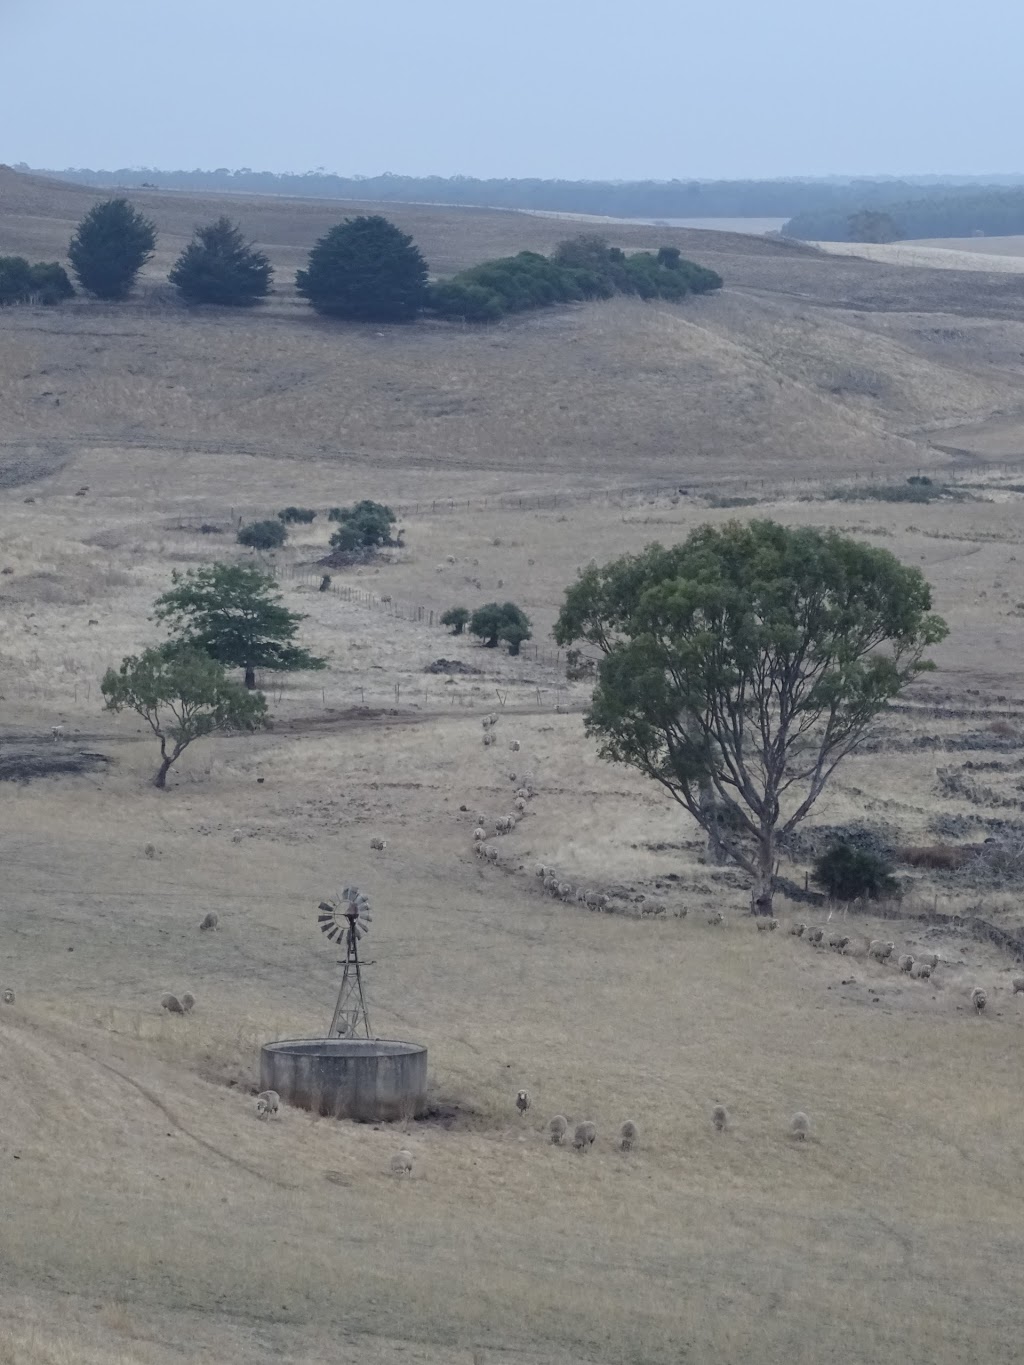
[68,198,156,299]
[296,215,428,322]
[101,645,267,788]
[237,519,287,550]
[470,601,533,654]
[168,216,272,305]
[328,500,397,550]
[0,257,74,306]
[554,520,947,913]
[154,563,326,689]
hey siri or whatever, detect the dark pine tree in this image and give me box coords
[68,198,156,299]
[295,215,427,322]
[169,217,272,305]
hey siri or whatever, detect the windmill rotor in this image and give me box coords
[317,885,374,1039]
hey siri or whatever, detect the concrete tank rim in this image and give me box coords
[261,1036,427,1059]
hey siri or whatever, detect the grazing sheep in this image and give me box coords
[572,1121,597,1152]
[482,732,495,747]
[180,992,195,1013]
[917,952,939,970]
[495,815,516,835]
[790,1111,811,1141]
[831,935,851,954]
[806,927,823,946]
[706,910,724,926]
[509,740,520,752]
[473,827,487,841]
[160,993,184,1014]
[711,1103,729,1132]
[618,1120,639,1152]
[868,940,895,963]
[543,874,559,894]
[827,932,845,949]
[2,989,14,1005]
[970,986,987,1013]
[514,798,527,814]
[911,961,932,980]
[584,891,608,911]
[757,918,779,933]
[789,923,807,937]
[557,882,575,901]
[51,725,64,743]
[198,911,219,931]
[485,846,499,863]
[516,1089,531,1115]
[1013,976,1024,995]
[369,837,386,851]
[481,713,498,729]
[898,954,914,973]
[548,1115,568,1145]
[515,788,532,801]
[390,1149,413,1176]
[256,1090,280,1119]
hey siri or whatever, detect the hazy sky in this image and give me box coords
[4,0,1021,179]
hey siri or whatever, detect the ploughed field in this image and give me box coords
[3,168,1024,1364]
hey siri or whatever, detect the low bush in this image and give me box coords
[469,601,532,654]
[812,843,899,901]
[0,256,75,306]
[237,519,287,550]
[278,506,317,524]
[327,500,397,549]
[440,606,470,635]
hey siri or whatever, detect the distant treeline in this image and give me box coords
[785,188,1024,242]
[21,164,1024,221]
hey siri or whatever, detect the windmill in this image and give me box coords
[317,886,373,1039]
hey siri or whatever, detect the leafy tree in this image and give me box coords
[69,198,156,299]
[237,519,287,550]
[470,601,532,653]
[441,606,470,635]
[848,210,902,243]
[169,216,272,305]
[328,500,397,549]
[554,521,947,914]
[812,844,899,902]
[154,562,326,689]
[278,506,317,524]
[101,645,267,788]
[296,215,427,321]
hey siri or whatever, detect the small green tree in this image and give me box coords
[469,601,532,653]
[278,506,317,524]
[812,844,899,902]
[169,216,272,305]
[0,258,74,306]
[154,563,326,689]
[328,500,397,549]
[238,519,287,550]
[554,521,947,914]
[69,198,156,299]
[441,606,470,635]
[296,215,428,321]
[101,646,267,788]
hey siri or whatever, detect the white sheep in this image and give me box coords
[485,846,499,863]
[806,927,823,945]
[917,951,939,970]
[790,1111,811,1141]
[535,864,548,878]
[711,1103,729,1132]
[557,882,575,901]
[868,940,895,963]
[160,993,184,1014]
[514,798,527,814]
[789,923,806,937]
[897,954,914,973]
[516,1089,531,1115]
[548,1115,568,1145]
[256,1089,280,1119]
[180,992,195,1013]
[515,787,532,801]
[2,989,15,1005]
[482,733,495,747]
[51,724,64,743]
[494,815,515,835]
[390,1149,413,1175]
[970,986,987,1013]
[911,960,932,980]
[473,826,487,841]
[757,918,780,933]
[198,911,219,931]
[369,837,386,851]
[706,910,724,926]
[618,1120,639,1152]
[509,740,520,752]
[572,1120,597,1152]
[1013,976,1024,995]
[584,891,607,911]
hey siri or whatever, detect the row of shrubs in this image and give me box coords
[0,256,75,306]
[237,500,399,551]
[10,197,722,323]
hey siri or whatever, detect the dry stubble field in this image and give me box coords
[4,170,1024,1365]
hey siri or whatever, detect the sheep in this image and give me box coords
[706,910,724,926]
[806,927,824,946]
[572,1121,597,1152]
[485,846,499,864]
[868,940,895,963]
[514,798,527,814]
[543,874,559,894]
[494,815,516,835]
[509,740,520,752]
[897,954,915,973]
[618,1120,639,1152]
[256,1089,280,1119]
[557,882,575,901]
[2,989,14,1005]
[970,986,987,1013]
[515,1089,531,1116]
[515,788,532,801]
[917,951,939,970]
[790,1111,811,1141]
[390,1149,413,1176]
[711,1103,729,1132]
[481,713,498,729]
[160,993,184,1014]
[180,992,195,1013]
[51,724,64,743]
[830,935,851,954]
[548,1115,568,1145]
[369,837,386,852]
[474,812,489,827]
[757,918,779,933]
[199,911,219,931]
[584,891,607,911]
[482,733,495,747]
[911,961,932,980]
[1013,976,1024,995]
[231,829,243,844]
[473,827,487,842]
[827,931,846,949]
[789,923,807,937]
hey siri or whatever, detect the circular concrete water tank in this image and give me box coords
[259,1038,428,1122]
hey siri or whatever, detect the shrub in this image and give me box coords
[296,215,427,321]
[427,280,503,322]
[237,519,287,550]
[469,601,532,653]
[327,500,397,549]
[169,216,272,305]
[440,606,470,635]
[69,198,156,299]
[0,257,74,306]
[278,506,317,524]
[0,256,31,305]
[812,844,899,901]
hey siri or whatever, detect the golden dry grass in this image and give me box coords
[5,170,1024,1364]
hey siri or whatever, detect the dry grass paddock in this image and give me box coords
[4,168,1024,1364]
